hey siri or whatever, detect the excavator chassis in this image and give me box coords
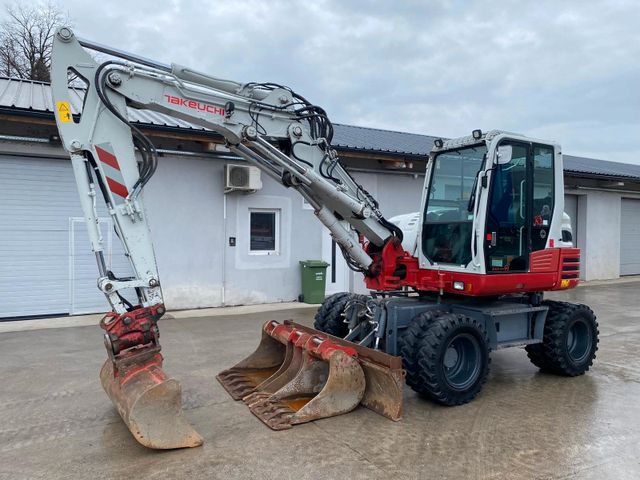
[217,320,403,429]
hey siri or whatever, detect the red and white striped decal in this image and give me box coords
[95,144,129,200]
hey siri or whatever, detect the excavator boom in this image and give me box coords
[51,27,404,447]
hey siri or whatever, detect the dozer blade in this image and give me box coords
[217,320,404,430]
[100,348,203,449]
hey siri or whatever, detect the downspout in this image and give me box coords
[222,192,227,306]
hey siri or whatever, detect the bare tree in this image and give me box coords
[0,2,68,82]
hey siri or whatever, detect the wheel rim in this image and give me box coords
[567,319,592,363]
[442,333,482,390]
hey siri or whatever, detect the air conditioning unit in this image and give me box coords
[224,164,262,192]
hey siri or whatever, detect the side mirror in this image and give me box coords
[496,145,513,165]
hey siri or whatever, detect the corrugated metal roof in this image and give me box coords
[0,77,638,179]
[332,124,437,155]
[563,155,640,180]
[0,77,59,111]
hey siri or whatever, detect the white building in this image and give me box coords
[1,77,639,319]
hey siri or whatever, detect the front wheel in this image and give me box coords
[313,292,368,338]
[401,312,490,406]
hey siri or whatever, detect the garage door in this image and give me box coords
[620,198,640,276]
[0,155,131,318]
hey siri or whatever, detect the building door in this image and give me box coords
[0,154,135,318]
[564,194,584,279]
[620,198,640,276]
[321,226,349,295]
[0,156,76,318]
[564,195,578,244]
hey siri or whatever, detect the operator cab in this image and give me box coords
[421,130,562,276]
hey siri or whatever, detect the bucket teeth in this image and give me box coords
[217,320,404,430]
[216,324,287,400]
[248,398,296,430]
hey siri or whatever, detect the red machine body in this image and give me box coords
[364,238,580,296]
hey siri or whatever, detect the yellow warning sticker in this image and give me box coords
[560,279,570,288]
[56,101,72,123]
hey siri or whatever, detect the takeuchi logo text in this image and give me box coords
[164,95,225,115]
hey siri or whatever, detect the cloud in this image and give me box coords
[8,0,639,162]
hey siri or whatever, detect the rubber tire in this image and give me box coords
[399,309,444,393]
[525,300,569,372]
[402,312,491,406]
[313,293,368,338]
[525,300,599,376]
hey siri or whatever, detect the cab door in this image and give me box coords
[484,141,530,273]
[484,142,556,274]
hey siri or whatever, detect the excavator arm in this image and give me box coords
[51,28,404,449]
[52,28,400,287]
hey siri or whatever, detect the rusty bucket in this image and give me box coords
[100,348,203,449]
[217,320,404,430]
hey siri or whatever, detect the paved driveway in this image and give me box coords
[1,283,639,479]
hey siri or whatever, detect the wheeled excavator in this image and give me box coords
[50,27,599,449]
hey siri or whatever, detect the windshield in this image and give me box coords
[422,144,487,266]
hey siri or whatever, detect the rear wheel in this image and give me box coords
[525,301,598,376]
[313,292,368,338]
[399,310,443,392]
[401,312,490,406]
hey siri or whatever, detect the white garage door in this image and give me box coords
[0,155,132,318]
[620,198,640,276]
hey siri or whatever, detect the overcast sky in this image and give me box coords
[9,0,640,163]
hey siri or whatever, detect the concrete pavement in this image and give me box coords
[1,284,639,479]
[0,301,319,334]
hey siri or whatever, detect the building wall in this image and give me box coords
[0,141,324,316]
[351,171,425,218]
[142,155,226,309]
[142,155,640,292]
[349,171,425,293]
[580,191,622,280]
[143,164,426,305]
[565,188,640,281]
[222,171,322,306]
[2,136,639,319]
[144,154,323,309]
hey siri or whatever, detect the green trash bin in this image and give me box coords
[299,260,330,304]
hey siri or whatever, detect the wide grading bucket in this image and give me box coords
[217,320,404,430]
[100,348,203,449]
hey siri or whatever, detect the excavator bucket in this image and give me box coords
[100,348,203,449]
[217,320,404,430]
[216,325,288,401]
[290,321,404,422]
